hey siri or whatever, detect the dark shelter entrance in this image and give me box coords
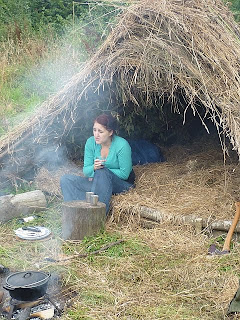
[61,86,224,165]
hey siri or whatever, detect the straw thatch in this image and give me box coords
[0,0,240,188]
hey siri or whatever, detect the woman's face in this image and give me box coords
[93,121,113,145]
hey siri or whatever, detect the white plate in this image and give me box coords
[14,226,51,240]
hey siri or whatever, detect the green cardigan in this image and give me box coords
[83,135,132,180]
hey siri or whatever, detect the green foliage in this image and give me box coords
[215,235,225,245]
[62,230,150,262]
[72,1,121,54]
[0,0,31,38]
[0,82,42,138]
[0,0,72,40]
[28,0,73,32]
[82,231,150,259]
[0,83,42,114]
[11,181,37,195]
[0,0,120,43]
[224,0,240,21]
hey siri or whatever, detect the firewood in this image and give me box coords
[30,307,54,319]
[0,190,47,222]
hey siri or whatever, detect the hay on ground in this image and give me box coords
[35,138,240,223]
[111,139,240,222]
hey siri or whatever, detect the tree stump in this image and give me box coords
[0,190,47,222]
[62,201,106,240]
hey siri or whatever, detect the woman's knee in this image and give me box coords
[60,174,75,188]
[94,168,111,179]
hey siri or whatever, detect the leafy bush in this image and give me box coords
[0,0,73,40]
[225,0,240,21]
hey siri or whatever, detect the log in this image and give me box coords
[0,190,47,222]
[62,201,106,240]
[138,206,240,233]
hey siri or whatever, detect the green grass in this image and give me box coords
[0,82,44,137]
[0,203,240,319]
[0,245,11,259]
[81,290,115,306]
[1,85,42,113]
[83,231,150,257]
[154,304,201,319]
[67,307,91,320]
[61,229,151,263]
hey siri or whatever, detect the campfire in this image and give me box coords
[0,270,64,320]
[2,296,59,320]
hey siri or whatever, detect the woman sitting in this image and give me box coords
[60,113,135,214]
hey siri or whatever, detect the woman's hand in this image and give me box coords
[94,159,106,171]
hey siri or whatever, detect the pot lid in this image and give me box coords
[14,226,51,240]
[6,271,50,288]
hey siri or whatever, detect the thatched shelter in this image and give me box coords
[0,0,240,194]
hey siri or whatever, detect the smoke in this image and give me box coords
[0,13,119,194]
[34,145,69,170]
[21,34,84,99]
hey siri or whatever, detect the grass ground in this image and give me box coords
[1,200,240,320]
[1,3,240,319]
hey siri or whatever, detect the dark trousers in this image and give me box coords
[60,168,134,214]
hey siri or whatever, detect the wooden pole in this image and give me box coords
[62,201,106,240]
[138,205,240,233]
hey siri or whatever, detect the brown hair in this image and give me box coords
[94,114,117,134]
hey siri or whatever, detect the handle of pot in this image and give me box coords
[23,272,31,278]
[3,284,14,291]
[23,272,32,279]
[22,272,51,288]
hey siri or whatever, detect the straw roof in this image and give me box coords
[0,0,240,187]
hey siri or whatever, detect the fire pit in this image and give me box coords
[1,271,63,319]
[3,271,50,302]
[2,294,62,320]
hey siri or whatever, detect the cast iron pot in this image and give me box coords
[3,271,51,301]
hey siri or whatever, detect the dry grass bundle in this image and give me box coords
[111,139,240,222]
[34,161,83,196]
[34,167,66,197]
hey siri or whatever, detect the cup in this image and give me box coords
[86,192,94,202]
[99,156,106,166]
[90,194,99,206]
